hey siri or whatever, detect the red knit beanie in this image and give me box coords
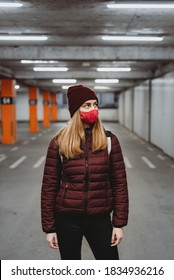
[67,85,98,117]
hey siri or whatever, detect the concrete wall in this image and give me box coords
[15,91,118,122]
[151,72,174,158]
[16,92,29,121]
[118,71,174,159]
[124,88,133,131]
[133,80,149,141]
[16,91,44,121]
[118,93,124,125]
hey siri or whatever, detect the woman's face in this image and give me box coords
[79,99,99,125]
[80,99,98,112]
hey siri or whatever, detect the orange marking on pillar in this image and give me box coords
[51,93,58,121]
[43,91,50,127]
[1,79,17,144]
[29,87,39,133]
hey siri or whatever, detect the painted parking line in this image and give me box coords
[23,140,29,145]
[124,156,133,168]
[157,154,165,160]
[147,146,154,152]
[33,156,46,168]
[11,146,19,151]
[141,156,156,169]
[0,154,7,162]
[31,136,37,141]
[9,156,27,169]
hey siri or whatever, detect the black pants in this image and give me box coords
[56,213,119,260]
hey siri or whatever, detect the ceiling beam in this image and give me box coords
[0,46,174,60]
[28,80,136,88]
[154,62,174,78]
[0,65,13,77]
[14,70,152,79]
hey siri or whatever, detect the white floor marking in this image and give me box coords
[23,140,29,145]
[157,154,165,160]
[124,156,133,168]
[0,154,7,162]
[11,146,19,151]
[141,156,156,169]
[9,156,27,169]
[147,146,154,151]
[33,156,46,168]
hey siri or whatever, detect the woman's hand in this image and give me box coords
[111,227,123,246]
[46,233,59,249]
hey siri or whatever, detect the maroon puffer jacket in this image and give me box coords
[41,129,128,233]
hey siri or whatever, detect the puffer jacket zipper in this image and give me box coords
[61,184,68,208]
[84,144,89,212]
[105,183,109,207]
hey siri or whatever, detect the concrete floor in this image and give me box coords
[0,122,174,260]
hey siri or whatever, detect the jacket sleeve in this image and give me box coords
[110,133,129,228]
[41,137,62,233]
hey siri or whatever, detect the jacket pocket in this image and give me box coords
[61,184,68,208]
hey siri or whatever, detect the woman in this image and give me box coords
[41,85,128,260]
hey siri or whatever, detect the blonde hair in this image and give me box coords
[55,110,107,159]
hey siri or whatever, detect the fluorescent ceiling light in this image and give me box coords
[82,62,91,67]
[102,35,163,42]
[0,35,48,41]
[53,79,76,84]
[95,79,119,84]
[21,60,57,64]
[0,2,23,7]
[15,85,20,89]
[107,3,174,9]
[97,67,131,72]
[34,67,68,72]
[94,86,111,90]
[62,85,76,90]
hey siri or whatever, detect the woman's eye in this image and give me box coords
[82,103,98,109]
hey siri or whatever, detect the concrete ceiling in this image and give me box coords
[0,0,174,94]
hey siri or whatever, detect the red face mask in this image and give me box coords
[80,109,98,124]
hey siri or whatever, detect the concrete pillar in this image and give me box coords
[29,87,39,133]
[51,93,57,121]
[1,79,17,144]
[42,91,50,127]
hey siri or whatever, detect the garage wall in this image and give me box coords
[151,72,174,158]
[118,72,174,158]
[15,91,118,122]
[118,92,124,125]
[124,88,133,131]
[133,80,150,141]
